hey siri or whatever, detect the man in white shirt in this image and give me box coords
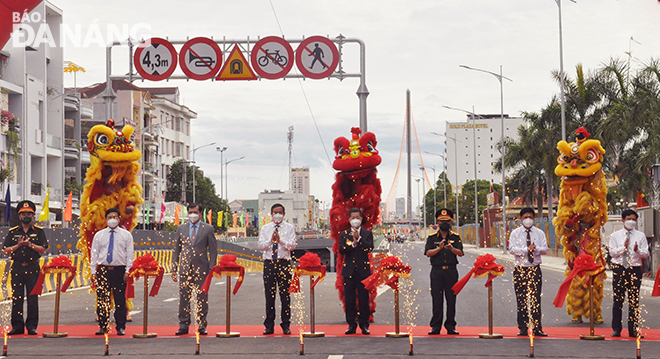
[508,207,548,337]
[258,203,297,335]
[609,208,649,338]
[90,208,134,336]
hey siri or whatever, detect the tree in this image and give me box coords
[456,179,501,226]
[423,172,456,225]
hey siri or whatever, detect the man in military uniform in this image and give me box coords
[425,208,463,335]
[2,200,48,335]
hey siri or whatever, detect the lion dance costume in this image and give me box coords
[76,120,143,315]
[552,127,607,323]
[331,127,382,320]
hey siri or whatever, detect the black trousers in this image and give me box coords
[343,271,370,328]
[263,259,291,329]
[10,262,40,332]
[96,265,127,331]
[612,264,642,334]
[430,265,458,330]
[513,265,543,331]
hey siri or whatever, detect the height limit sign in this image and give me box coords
[134,38,178,81]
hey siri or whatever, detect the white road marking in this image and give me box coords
[215,281,226,285]
[328,356,344,359]
[377,285,390,297]
[163,298,178,302]
[129,310,141,316]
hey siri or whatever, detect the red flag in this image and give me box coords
[63,191,73,222]
[159,202,166,224]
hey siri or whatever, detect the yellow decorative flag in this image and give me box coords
[38,188,50,222]
[217,211,223,227]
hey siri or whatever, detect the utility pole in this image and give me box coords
[406,90,412,225]
[288,126,294,191]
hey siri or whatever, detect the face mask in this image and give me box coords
[522,218,535,228]
[272,213,284,223]
[624,220,637,230]
[21,216,32,224]
[188,213,200,223]
[107,218,119,229]
[439,222,451,232]
[350,219,362,228]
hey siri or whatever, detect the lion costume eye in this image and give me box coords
[558,154,569,163]
[95,133,109,146]
[585,148,599,163]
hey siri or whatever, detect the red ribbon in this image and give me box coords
[201,254,245,295]
[652,265,660,297]
[290,252,327,293]
[126,253,165,299]
[362,255,411,291]
[452,254,505,295]
[30,255,77,296]
[553,253,604,307]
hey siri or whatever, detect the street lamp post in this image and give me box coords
[431,133,460,227]
[420,165,437,220]
[459,64,513,250]
[216,146,227,201]
[554,0,576,142]
[190,142,217,204]
[423,154,447,209]
[415,178,421,225]
[418,170,427,228]
[224,156,245,204]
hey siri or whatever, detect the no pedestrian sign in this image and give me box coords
[133,38,178,81]
[295,36,339,80]
[179,37,223,81]
[251,36,294,80]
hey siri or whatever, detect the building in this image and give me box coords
[445,114,523,189]
[0,1,65,223]
[395,197,405,220]
[291,167,310,196]
[258,189,310,231]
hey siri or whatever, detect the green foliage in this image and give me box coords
[65,178,83,197]
[6,130,19,157]
[456,180,501,225]
[162,221,178,232]
[0,164,11,183]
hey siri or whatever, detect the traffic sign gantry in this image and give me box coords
[133,38,178,81]
[251,36,294,80]
[295,36,339,80]
[179,37,223,81]
[216,44,257,81]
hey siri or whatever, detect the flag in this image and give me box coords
[159,202,166,224]
[174,205,182,226]
[63,191,72,222]
[203,208,207,224]
[217,211,223,227]
[182,206,188,221]
[225,212,231,227]
[38,188,50,222]
[4,184,10,223]
[207,209,212,224]
[145,203,151,225]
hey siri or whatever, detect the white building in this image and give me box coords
[0,1,65,221]
[445,114,523,189]
[291,167,310,196]
[258,189,310,231]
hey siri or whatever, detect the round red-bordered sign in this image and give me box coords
[179,37,223,81]
[295,36,339,80]
[133,38,178,81]
[251,36,294,80]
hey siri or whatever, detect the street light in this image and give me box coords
[216,146,227,201]
[415,178,421,225]
[422,156,446,214]
[459,64,513,250]
[190,142,216,203]
[442,106,485,244]
[417,169,428,228]
[431,132,461,227]
[554,0,576,141]
[225,156,245,203]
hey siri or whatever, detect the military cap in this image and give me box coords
[17,200,36,213]
[436,208,453,220]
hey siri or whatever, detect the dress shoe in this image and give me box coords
[517,330,527,336]
[175,328,189,336]
[95,329,108,336]
[611,331,621,337]
[8,328,24,335]
[428,327,441,335]
[27,329,37,336]
[629,332,644,339]
[533,331,548,337]
[360,326,370,335]
[446,329,460,335]
[116,328,125,336]
[263,327,274,335]
[345,325,357,335]
[198,328,208,335]
[282,327,291,335]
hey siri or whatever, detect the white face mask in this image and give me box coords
[107,218,119,229]
[350,218,362,229]
[624,220,637,230]
[522,218,534,229]
[272,213,284,223]
[188,213,200,223]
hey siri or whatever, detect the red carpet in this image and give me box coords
[9,325,659,340]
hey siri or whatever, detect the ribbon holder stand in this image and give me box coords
[386,277,409,338]
[580,275,604,340]
[216,272,240,338]
[303,275,324,338]
[479,285,502,339]
[133,271,158,338]
[43,271,68,338]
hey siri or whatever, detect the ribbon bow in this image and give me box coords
[290,252,327,293]
[652,265,660,297]
[126,253,165,299]
[362,255,411,291]
[30,255,77,296]
[452,254,505,295]
[553,253,604,307]
[201,254,245,295]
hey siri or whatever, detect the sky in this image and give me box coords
[50,0,660,211]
